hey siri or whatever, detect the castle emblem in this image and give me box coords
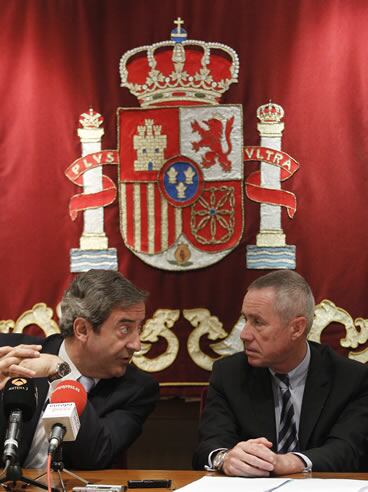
[133,119,167,171]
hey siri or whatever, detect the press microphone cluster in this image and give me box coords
[42,379,87,454]
[2,377,38,465]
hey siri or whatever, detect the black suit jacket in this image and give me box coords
[192,342,368,472]
[0,333,159,469]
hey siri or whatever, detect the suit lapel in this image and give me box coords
[247,367,277,448]
[299,343,331,449]
[89,378,117,410]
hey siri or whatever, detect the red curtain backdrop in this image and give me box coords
[1,0,367,396]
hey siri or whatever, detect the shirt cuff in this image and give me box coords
[292,452,313,472]
[204,448,228,471]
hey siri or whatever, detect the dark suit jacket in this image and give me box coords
[0,333,159,469]
[192,342,368,472]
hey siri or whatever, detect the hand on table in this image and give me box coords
[222,437,275,477]
[222,437,306,477]
[273,452,306,475]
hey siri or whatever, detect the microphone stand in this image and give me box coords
[0,461,58,492]
[34,445,89,492]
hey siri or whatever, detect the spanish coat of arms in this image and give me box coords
[66,19,298,274]
[117,21,242,270]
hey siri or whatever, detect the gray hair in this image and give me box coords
[59,269,148,337]
[248,270,315,333]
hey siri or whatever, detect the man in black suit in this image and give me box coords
[193,270,368,475]
[0,269,159,469]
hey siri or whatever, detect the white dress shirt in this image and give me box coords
[24,341,98,469]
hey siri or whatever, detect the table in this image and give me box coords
[2,469,206,491]
[1,469,368,491]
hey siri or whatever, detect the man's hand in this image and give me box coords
[0,344,42,389]
[222,437,275,477]
[19,353,64,379]
[0,345,64,390]
[273,453,306,475]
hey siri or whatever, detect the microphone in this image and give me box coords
[2,377,37,464]
[42,379,87,454]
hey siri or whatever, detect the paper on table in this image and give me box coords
[176,477,288,492]
[175,476,368,492]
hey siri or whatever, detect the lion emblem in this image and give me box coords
[191,116,234,172]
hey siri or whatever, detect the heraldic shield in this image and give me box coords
[118,104,244,270]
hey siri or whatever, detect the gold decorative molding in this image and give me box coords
[0,303,60,337]
[132,309,180,372]
[0,320,14,334]
[309,299,368,363]
[2,299,368,370]
[211,315,243,356]
[184,308,228,371]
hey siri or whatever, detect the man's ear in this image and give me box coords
[290,316,307,340]
[73,317,91,342]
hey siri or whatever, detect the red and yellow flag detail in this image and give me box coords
[65,150,119,220]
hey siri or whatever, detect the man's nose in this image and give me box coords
[240,321,252,341]
[127,330,141,352]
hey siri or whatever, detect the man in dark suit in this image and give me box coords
[0,269,159,470]
[193,271,368,475]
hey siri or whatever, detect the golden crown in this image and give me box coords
[257,101,284,124]
[119,18,239,108]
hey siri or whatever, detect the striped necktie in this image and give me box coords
[275,373,299,453]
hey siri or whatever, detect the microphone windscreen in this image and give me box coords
[3,378,38,421]
[50,380,87,416]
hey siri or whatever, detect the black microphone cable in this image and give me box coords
[0,460,10,480]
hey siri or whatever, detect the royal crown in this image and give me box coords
[257,101,284,124]
[119,18,239,108]
[79,108,104,129]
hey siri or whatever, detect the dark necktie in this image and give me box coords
[275,373,299,453]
